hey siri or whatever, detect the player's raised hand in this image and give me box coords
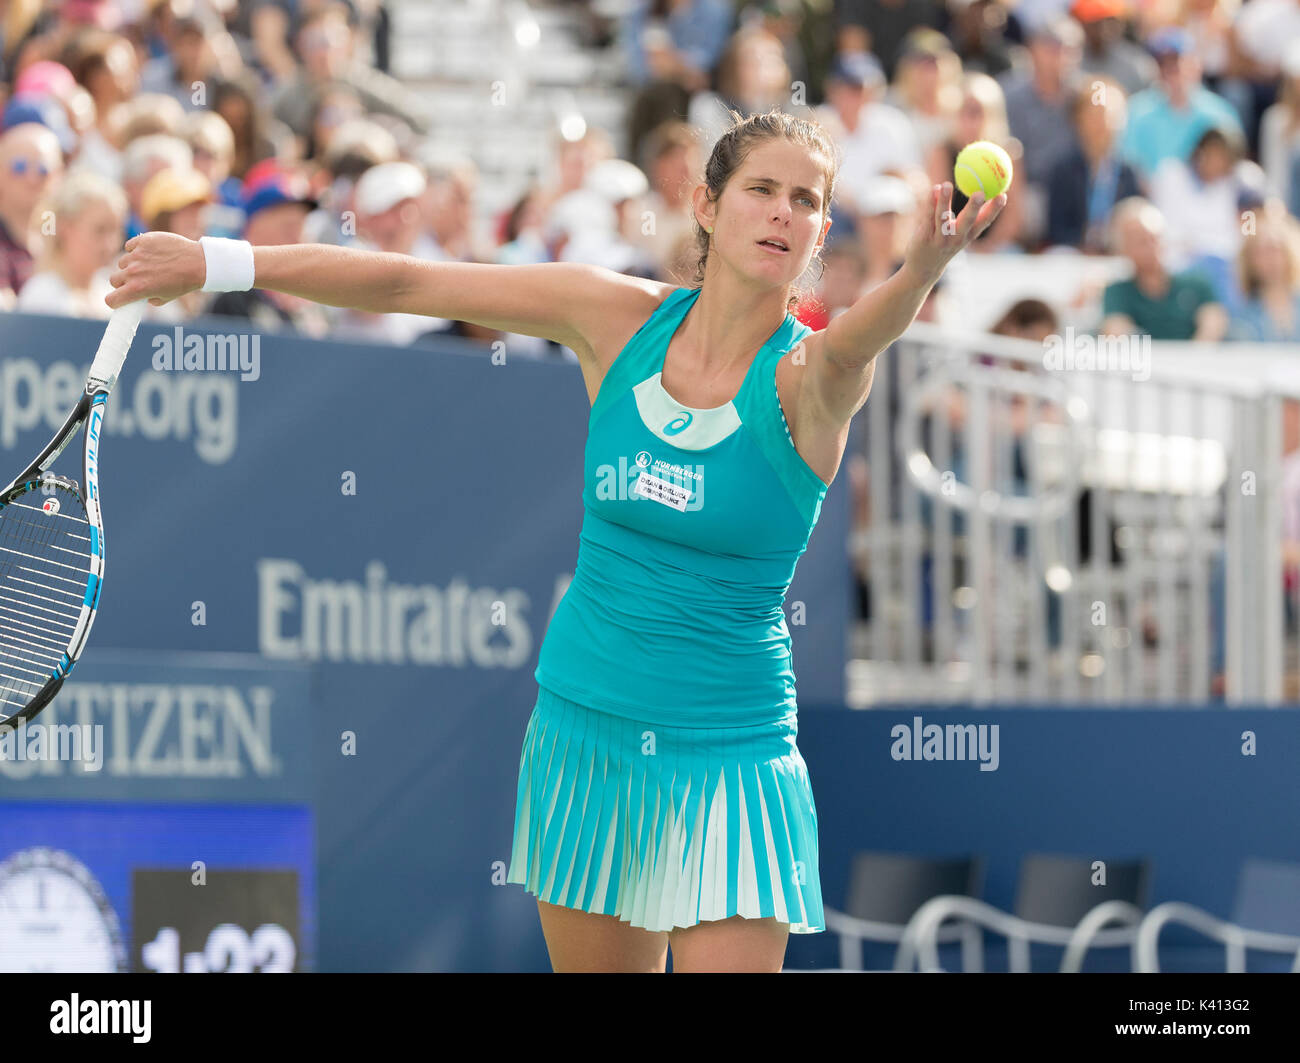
[106,231,208,308]
[902,181,1005,288]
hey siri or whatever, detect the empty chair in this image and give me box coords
[1137,859,1300,972]
[896,853,1153,972]
[1015,853,1150,926]
[824,852,983,971]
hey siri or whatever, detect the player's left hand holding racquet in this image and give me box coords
[0,300,144,726]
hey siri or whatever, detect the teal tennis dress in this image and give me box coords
[507,284,829,934]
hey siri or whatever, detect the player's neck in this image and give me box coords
[685,267,789,376]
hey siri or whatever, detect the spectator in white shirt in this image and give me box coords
[1258,38,1300,203]
[815,50,923,216]
[17,169,125,319]
[1149,124,1251,310]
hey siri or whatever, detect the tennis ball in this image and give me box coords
[954,140,1013,200]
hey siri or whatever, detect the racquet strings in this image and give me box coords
[0,486,92,716]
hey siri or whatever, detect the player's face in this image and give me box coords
[709,138,829,286]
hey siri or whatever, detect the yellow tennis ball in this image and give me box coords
[954,140,1013,200]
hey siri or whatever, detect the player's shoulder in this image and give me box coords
[571,265,680,320]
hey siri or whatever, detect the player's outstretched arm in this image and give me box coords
[105,232,619,358]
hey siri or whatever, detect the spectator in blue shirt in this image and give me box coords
[621,0,734,90]
[1119,26,1243,183]
[1228,201,1300,343]
[1046,77,1141,252]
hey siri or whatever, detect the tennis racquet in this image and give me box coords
[0,301,144,727]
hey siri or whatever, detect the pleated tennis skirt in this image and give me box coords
[506,685,824,934]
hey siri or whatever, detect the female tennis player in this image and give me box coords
[107,109,1002,972]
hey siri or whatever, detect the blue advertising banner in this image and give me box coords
[0,650,314,803]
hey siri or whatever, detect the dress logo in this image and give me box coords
[663,411,693,435]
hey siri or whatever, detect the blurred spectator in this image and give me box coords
[301,115,400,244]
[622,0,734,90]
[554,157,658,277]
[855,174,916,289]
[140,164,211,240]
[945,0,1016,79]
[998,14,1085,245]
[414,148,473,261]
[1259,39,1300,203]
[17,168,124,318]
[1046,77,1142,251]
[629,119,701,278]
[306,84,363,162]
[1100,196,1228,340]
[1283,397,1300,624]
[121,133,192,238]
[109,91,187,145]
[1150,124,1251,310]
[748,0,812,90]
[537,126,615,219]
[208,170,329,335]
[14,59,82,130]
[3,91,78,158]
[63,29,140,180]
[929,70,1025,249]
[1071,0,1156,96]
[181,108,243,237]
[139,4,230,113]
[1181,0,1235,91]
[270,3,428,142]
[1119,26,1244,183]
[1228,200,1300,341]
[689,27,802,153]
[211,74,281,179]
[816,51,922,221]
[0,122,64,301]
[1226,0,1300,149]
[834,0,943,82]
[886,28,964,161]
[496,186,551,266]
[343,159,453,343]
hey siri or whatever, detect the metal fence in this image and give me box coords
[848,322,1300,707]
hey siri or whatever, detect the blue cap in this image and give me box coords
[1,93,77,155]
[1147,27,1192,59]
[828,52,885,89]
[239,173,318,225]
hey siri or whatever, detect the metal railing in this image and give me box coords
[850,323,1300,705]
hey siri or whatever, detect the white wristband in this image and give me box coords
[199,236,255,293]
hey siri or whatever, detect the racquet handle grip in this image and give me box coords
[87,300,145,393]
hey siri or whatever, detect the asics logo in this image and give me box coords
[663,411,693,435]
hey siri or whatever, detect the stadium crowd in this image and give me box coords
[1,0,1298,693]
[2,0,1300,347]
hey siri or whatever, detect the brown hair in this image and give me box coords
[991,297,1059,337]
[689,107,840,310]
[1236,199,1300,300]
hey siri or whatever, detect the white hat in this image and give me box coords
[584,158,649,204]
[354,161,427,217]
[545,189,616,241]
[858,175,916,216]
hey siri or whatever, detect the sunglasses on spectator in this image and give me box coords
[8,158,52,178]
